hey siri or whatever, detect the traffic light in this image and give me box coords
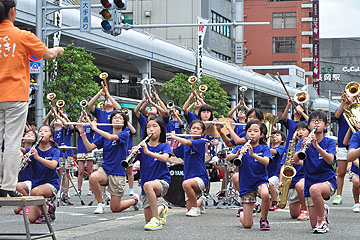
[114,0,126,10]
[100,0,122,36]
[29,83,37,108]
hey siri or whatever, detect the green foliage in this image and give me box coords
[159,73,230,118]
[44,44,101,120]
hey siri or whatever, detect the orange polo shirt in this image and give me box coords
[0,20,47,102]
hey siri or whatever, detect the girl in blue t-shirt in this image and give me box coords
[293,110,337,234]
[132,116,171,231]
[182,91,206,127]
[78,111,139,215]
[14,130,37,215]
[227,120,272,231]
[27,125,61,224]
[171,120,208,217]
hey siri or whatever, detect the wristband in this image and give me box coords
[80,133,85,137]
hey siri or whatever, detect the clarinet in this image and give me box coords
[121,134,153,168]
[297,126,318,160]
[233,138,252,166]
[19,136,43,173]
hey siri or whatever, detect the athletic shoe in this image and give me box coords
[297,210,309,221]
[144,217,162,231]
[199,196,206,214]
[132,193,141,211]
[35,213,54,224]
[128,189,134,196]
[0,189,23,197]
[19,206,30,215]
[159,203,168,225]
[352,203,360,213]
[94,202,106,214]
[324,204,330,224]
[186,207,201,217]
[332,195,343,205]
[259,219,270,231]
[269,204,278,211]
[47,203,56,221]
[313,221,329,234]
[237,207,243,217]
[87,190,93,196]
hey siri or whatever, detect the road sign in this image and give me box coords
[30,62,42,74]
[80,0,91,32]
[29,55,41,62]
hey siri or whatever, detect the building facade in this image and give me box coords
[243,0,314,82]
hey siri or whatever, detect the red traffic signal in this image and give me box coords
[101,0,112,8]
[114,0,126,9]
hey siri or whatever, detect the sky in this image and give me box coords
[320,0,360,38]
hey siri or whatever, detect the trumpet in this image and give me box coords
[239,86,247,103]
[199,85,208,98]
[97,101,104,110]
[80,100,88,109]
[188,75,199,100]
[167,100,174,109]
[47,93,56,109]
[297,126,318,160]
[19,137,43,173]
[233,138,252,166]
[56,100,65,112]
[121,134,153,168]
[294,91,309,104]
[121,108,129,115]
[99,72,109,99]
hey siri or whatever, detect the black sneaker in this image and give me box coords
[47,203,56,221]
[0,189,7,197]
[260,219,270,231]
[0,189,23,197]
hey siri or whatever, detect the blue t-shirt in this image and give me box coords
[336,108,351,148]
[281,119,306,164]
[185,111,198,126]
[232,144,272,196]
[166,119,183,134]
[173,139,209,187]
[19,148,32,182]
[349,131,360,175]
[296,137,337,197]
[136,113,147,138]
[77,126,94,154]
[54,127,65,157]
[135,142,172,195]
[267,145,285,178]
[93,131,129,176]
[233,118,246,136]
[124,127,134,152]
[30,147,61,191]
[64,127,74,157]
[91,107,116,139]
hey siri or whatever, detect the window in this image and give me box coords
[212,50,231,61]
[269,0,300,2]
[273,12,296,29]
[273,37,296,53]
[273,61,297,65]
[211,11,231,38]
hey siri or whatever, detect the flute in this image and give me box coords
[121,134,153,168]
[297,126,318,161]
[19,136,43,173]
[64,122,123,126]
[203,121,246,126]
[166,133,202,138]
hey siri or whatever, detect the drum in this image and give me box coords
[164,164,185,207]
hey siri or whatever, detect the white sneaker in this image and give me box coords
[186,207,201,217]
[87,190,93,196]
[94,202,106,214]
[352,203,360,213]
[332,195,343,205]
[128,189,134,196]
[199,196,206,214]
[132,193,142,211]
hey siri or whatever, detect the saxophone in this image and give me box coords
[277,131,297,209]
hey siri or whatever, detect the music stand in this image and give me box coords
[56,145,85,207]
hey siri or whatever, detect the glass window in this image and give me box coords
[273,36,297,53]
[211,11,231,38]
[272,12,296,29]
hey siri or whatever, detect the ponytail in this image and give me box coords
[0,0,16,24]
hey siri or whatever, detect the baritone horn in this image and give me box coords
[294,91,309,104]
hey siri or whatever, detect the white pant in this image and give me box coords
[0,101,28,191]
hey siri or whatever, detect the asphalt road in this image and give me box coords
[0,175,359,240]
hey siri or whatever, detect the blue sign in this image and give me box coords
[30,62,41,74]
[29,55,41,62]
[80,0,91,32]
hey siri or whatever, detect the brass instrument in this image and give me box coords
[99,72,109,99]
[56,99,65,109]
[276,72,298,110]
[239,86,247,103]
[298,126,318,160]
[122,108,129,115]
[167,100,174,109]
[264,113,279,147]
[278,131,297,209]
[294,91,309,104]
[188,76,199,100]
[97,101,104,110]
[344,103,360,133]
[141,78,151,104]
[19,137,43,173]
[47,93,56,109]
[199,85,208,98]
[345,81,360,102]
[121,134,153,168]
[80,100,88,109]
[233,138,252,167]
